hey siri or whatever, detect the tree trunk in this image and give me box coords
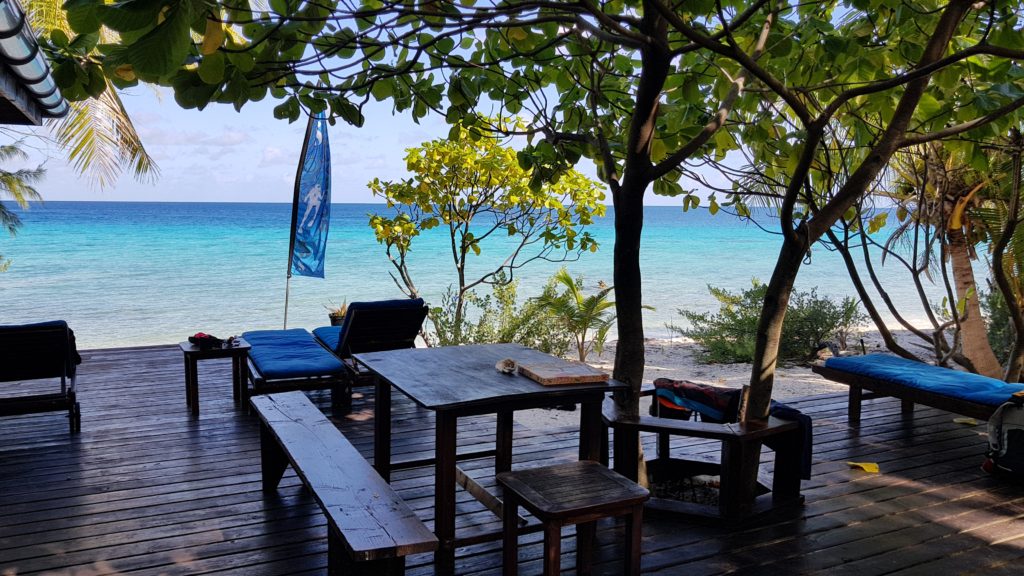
[611,180,647,410]
[745,228,808,420]
[947,226,1002,377]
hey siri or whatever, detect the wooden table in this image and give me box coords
[354,343,626,574]
[178,338,250,416]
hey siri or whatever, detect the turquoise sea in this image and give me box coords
[1,201,953,350]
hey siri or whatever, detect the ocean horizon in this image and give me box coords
[2,201,960,350]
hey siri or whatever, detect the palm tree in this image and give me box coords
[27,0,158,189]
[0,142,45,271]
[535,268,616,363]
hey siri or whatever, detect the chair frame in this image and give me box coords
[0,321,81,433]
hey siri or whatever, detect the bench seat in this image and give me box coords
[813,354,1024,422]
[251,392,437,575]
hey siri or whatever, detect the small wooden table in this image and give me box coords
[497,461,649,576]
[355,343,626,574]
[178,338,250,416]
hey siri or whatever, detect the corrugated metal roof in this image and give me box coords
[0,0,68,125]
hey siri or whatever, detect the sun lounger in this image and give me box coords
[813,354,1024,423]
[0,320,82,433]
[242,298,428,408]
[311,297,428,363]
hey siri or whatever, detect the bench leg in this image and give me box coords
[901,398,915,415]
[543,521,562,576]
[771,429,804,503]
[330,530,407,576]
[576,521,595,576]
[626,504,644,576]
[259,423,289,490]
[848,386,862,424]
[503,494,519,576]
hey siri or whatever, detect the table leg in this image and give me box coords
[374,377,392,482]
[496,411,513,474]
[579,399,602,462]
[435,411,457,575]
[231,354,245,404]
[183,354,192,409]
[187,356,199,417]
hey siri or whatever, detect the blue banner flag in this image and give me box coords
[288,112,331,278]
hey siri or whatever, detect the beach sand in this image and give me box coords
[513,329,916,430]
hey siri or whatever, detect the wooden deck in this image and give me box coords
[3,345,1024,575]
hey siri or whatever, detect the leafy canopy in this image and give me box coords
[368,125,604,283]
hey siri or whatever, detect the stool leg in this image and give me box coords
[544,521,562,576]
[625,505,643,576]
[503,495,519,576]
[576,521,595,576]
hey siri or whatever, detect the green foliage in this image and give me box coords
[367,129,604,345]
[983,288,1015,365]
[0,142,45,271]
[533,268,616,362]
[671,280,867,364]
[430,277,572,357]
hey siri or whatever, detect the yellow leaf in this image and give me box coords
[949,182,983,230]
[508,27,527,41]
[847,462,879,473]
[113,64,136,81]
[953,417,978,426]
[202,16,226,55]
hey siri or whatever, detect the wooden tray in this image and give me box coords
[517,362,609,386]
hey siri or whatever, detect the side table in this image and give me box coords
[178,338,250,416]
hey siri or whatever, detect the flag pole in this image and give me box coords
[284,112,317,329]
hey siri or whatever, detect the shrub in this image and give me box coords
[670,279,866,363]
[429,275,573,356]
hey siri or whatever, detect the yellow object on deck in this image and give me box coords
[847,462,880,473]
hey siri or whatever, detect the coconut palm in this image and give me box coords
[535,268,616,363]
[26,0,157,189]
[0,142,45,271]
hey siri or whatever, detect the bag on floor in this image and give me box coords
[983,391,1024,476]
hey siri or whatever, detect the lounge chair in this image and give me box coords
[0,320,81,433]
[813,353,1024,423]
[241,298,428,409]
[311,297,428,378]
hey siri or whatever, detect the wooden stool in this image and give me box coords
[497,461,649,576]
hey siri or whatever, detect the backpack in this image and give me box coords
[983,391,1024,476]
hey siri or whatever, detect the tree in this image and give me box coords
[45,0,776,417]
[28,0,157,188]
[47,0,1024,493]
[0,143,46,271]
[367,128,605,343]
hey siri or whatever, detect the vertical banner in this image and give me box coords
[288,111,332,278]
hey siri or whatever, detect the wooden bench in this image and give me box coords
[811,355,1024,423]
[251,392,437,575]
[602,398,805,523]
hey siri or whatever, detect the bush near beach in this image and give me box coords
[671,280,866,364]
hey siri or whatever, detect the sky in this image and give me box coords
[16,86,689,206]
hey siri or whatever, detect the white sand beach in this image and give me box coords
[514,329,922,429]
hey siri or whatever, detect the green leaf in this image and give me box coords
[197,52,225,84]
[63,0,102,34]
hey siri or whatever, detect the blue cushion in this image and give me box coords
[242,328,345,380]
[824,354,1024,407]
[312,325,342,352]
[313,298,425,355]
